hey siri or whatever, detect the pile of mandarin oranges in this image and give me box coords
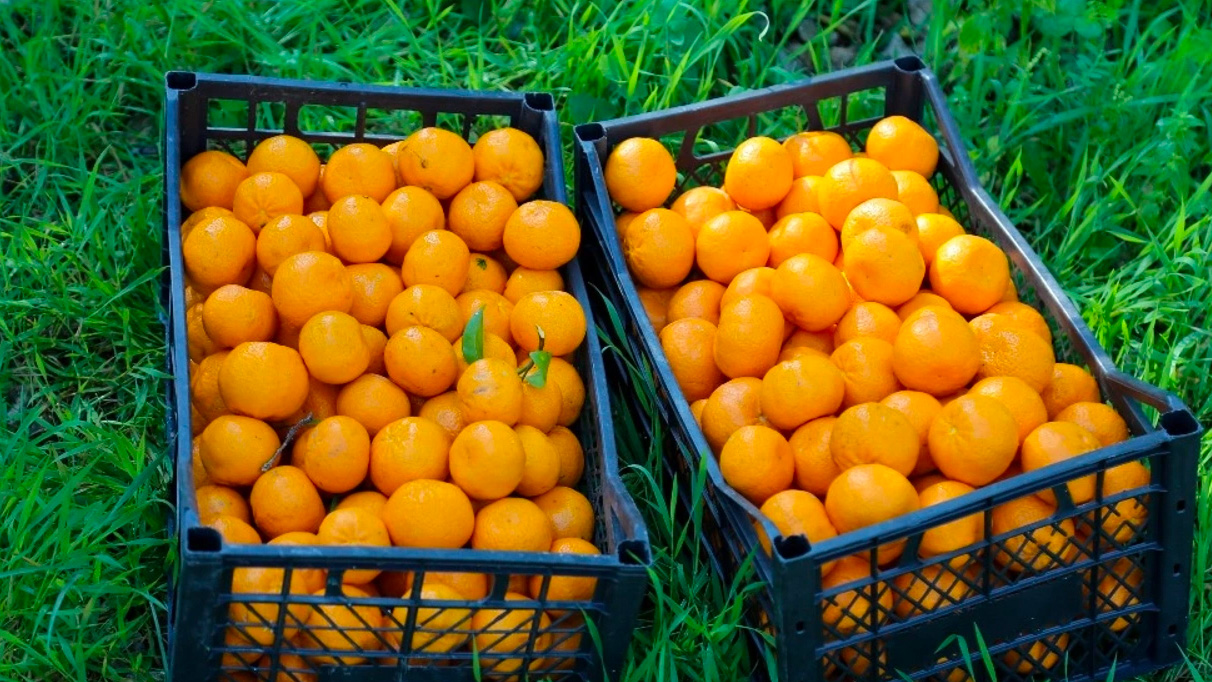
[604,116,1150,650]
[180,125,597,672]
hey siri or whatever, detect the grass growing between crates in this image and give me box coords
[1,0,1211,680]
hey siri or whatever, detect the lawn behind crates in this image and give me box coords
[1,1,1210,680]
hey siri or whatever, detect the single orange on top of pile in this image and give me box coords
[602,116,1142,589]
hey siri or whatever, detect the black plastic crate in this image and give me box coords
[163,72,650,682]
[573,56,1202,682]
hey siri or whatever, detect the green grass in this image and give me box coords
[1,0,1210,680]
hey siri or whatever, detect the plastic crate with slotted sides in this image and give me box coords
[163,72,650,682]
[573,56,1201,682]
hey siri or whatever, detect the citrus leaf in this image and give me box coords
[462,307,485,364]
[525,350,551,388]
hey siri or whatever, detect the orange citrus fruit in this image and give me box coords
[510,290,586,355]
[831,338,902,408]
[789,416,841,496]
[696,210,770,284]
[195,484,250,523]
[457,357,523,425]
[218,341,309,421]
[839,198,918,250]
[671,186,736,237]
[776,176,823,219]
[843,225,925,307]
[929,235,1010,315]
[880,390,942,476]
[380,186,445,264]
[719,424,795,505]
[623,208,695,289]
[915,213,966,266]
[917,480,980,559]
[760,354,845,430]
[397,128,474,200]
[784,131,851,178]
[180,150,247,211]
[985,301,1052,344]
[201,285,277,349]
[271,251,353,327]
[298,585,384,664]
[865,116,939,177]
[232,171,305,233]
[604,137,677,212]
[369,416,451,495]
[247,134,321,196]
[660,318,725,403]
[502,200,581,270]
[547,358,585,426]
[701,377,766,453]
[249,465,325,539]
[825,463,919,562]
[991,496,1078,572]
[771,254,850,332]
[757,489,838,567]
[463,253,508,294]
[382,479,474,549]
[294,415,371,494]
[418,391,465,442]
[713,294,785,379]
[1056,402,1129,446]
[834,302,901,346]
[472,497,554,552]
[892,170,939,215]
[513,425,561,497]
[1041,363,1101,418]
[928,395,1018,486]
[530,486,594,541]
[972,317,1056,392]
[385,284,462,341]
[891,306,980,396]
[182,215,257,290]
[816,157,899,229]
[667,279,726,326]
[548,425,585,487]
[820,554,892,634]
[830,402,920,476]
[504,267,564,304]
[298,311,370,384]
[449,420,525,500]
[402,229,471,297]
[767,212,838,267]
[724,136,794,211]
[472,127,544,201]
[335,373,411,436]
[969,376,1049,445]
[1021,421,1100,504]
[896,291,953,320]
[384,325,458,397]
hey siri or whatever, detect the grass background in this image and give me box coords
[1,0,1210,680]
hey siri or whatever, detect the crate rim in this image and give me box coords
[570,56,1201,566]
[165,70,556,110]
[164,73,652,570]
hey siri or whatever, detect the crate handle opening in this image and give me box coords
[166,71,197,91]
[1160,409,1200,438]
[575,123,606,143]
[619,539,652,565]
[775,534,810,560]
[894,56,926,73]
[524,92,555,112]
[186,526,221,553]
